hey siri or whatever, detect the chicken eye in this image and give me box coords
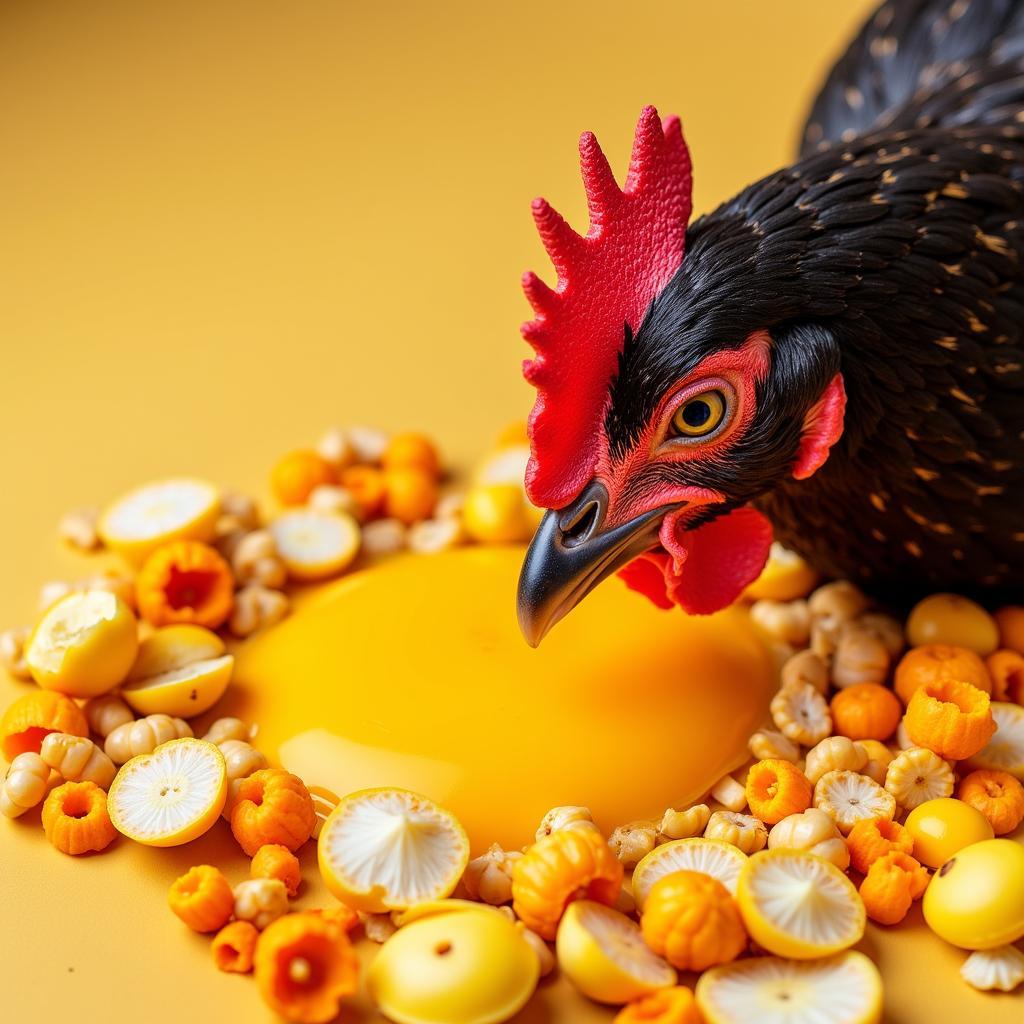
[670,390,727,438]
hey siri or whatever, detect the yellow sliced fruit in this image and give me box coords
[632,838,747,910]
[98,478,221,563]
[121,656,233,718]
[368,906,538,1024]
[736,849,865,959]
[556,899,676,1005]
[473,445,530,487]
[269,510,360,581]
[107,737,226,847]
[743,542,818,602]
[965,702,1024,778]
[127,624,224,680]
[318,787,470,913]
[25,590,138,698]
[392,899,504,927]
[696,951,883,1024]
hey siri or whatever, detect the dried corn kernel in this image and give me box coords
[104,714,192,765]
[856,739,895,786]
[808,580,869,626]
[517,923,555,978]
[229,585,289,638]
[40,733,116,790]
[1,752,50,818]
[771,680,832,746]
[308,484,359,518]
[407,517,464,553]
[767,807,849,870]
[316,427,356,470]
[362,912,397,943]
[217,491,260,535]
[857,612,905,658]
[884,746,954,810]
[535,805,595,842]
[347,425,389,464]
[231,530,287,589]
[813,770,896,834]
[658,803,711,840]
[57,508,101,551]
[84,694,134,739]
[804,736,868,786]
[831,626,890,689]
[608,820,658,866]
[233,878,289,930]
[748,729,800,763]
[710,773,747,812]
[749,599,811,646]
[704,810,767,854]
[462,843,522,905]
[960,945,1024,992]
[0,626,32,681]
[203,717,256,745]
[780,649,829,695]
[360,518,407,555]
[38,574,136,614]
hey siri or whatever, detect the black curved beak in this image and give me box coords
[517,480,678,647]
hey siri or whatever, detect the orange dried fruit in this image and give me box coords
[382,467,439,525]
[254,912,359,1024]
[830,683,901,742]
[1,690,88,761]
[340,465,387,519]
[846,817,914,875]
[958,769,1024,836]
[41,780,116,855]
[858,850,929,926]
[744,759,812,825]
[252,843,303,897]
[231,768,317,857]
[382,433,441,477]
[271,450,337,506]
[136,540,234,629]
[904,678,996,760]
[894,644,991,705]
[641,871,747,972]
[987,649,1024,703]
[212,920,259,973]
[168,864,235,933]
[512,826,623,940]
[994,606,1024,655]
[614,986,703,1024]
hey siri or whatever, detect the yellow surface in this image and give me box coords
[0,1,1020,1022]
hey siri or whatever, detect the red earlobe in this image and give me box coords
[792,373,846,480]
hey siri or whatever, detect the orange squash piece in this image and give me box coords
[745,759,813,825]
[231,768,317,857]
[893,644,991,705]
[511,826,623,940]
[168,865,234,933]
[904,678,996,760]
[212,920,260,973]
[958,769,1024,836]
[252,843,303,897]
[986,649,1024,704]
[254,912,359,1024]
[271,450,337,506]
[858,851,929,926]
[846,817,914,875]
[136,540,234,629]
[830,683,901,742]
[1,690,89,761]
[641,870,746,972]
[41,780,116,856]
[614,986,704,1024]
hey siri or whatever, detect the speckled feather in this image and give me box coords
[606,0,1024,594]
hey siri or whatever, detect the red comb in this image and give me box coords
[521,105,693,509]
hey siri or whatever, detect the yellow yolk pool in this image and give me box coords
[231,546,774,849]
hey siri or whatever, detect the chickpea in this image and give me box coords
[229,585,289,638]
[361,518,407,555]
[608,820,658,866]
[658,803,711,840]
[462,843,522,905]
[231,530,287,589]
[781,649,829,695]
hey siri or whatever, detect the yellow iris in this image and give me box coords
[671,390,727,438]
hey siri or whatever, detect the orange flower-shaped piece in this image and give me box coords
[858,851,929,925]
[831,683,901,741]
[212,920,259,973]
[511,826,623,940]
[846,817,914,875]
[745,759,812,825]
[614,986,704,1024]
[254,912,359,1024]
[641,870,746,972]
[894,645,991,705]
[41,780,116,855]
[1,691,89,761]
[986,649,1024,704]
[136,540,234,629]
[231,768,317,857]
[168,864,234,932]
[252,843,303,897]
[958,769,1024,836]
[271,450,336,506]
[904,678,996,760]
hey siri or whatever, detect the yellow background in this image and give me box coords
[1,1,1020,1022]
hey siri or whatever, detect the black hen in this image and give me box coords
[517,0,1024,644]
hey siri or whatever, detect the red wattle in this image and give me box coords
[617,506,774,615]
